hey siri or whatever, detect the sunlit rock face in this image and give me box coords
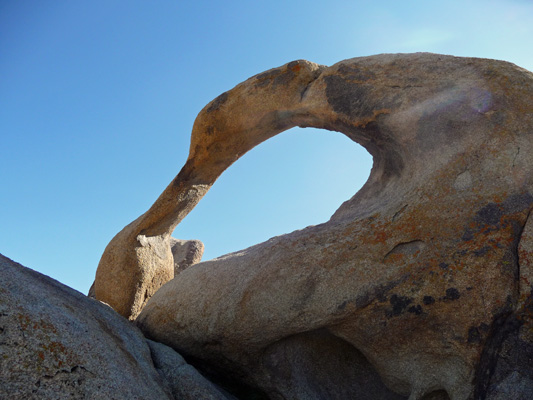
[88,237,203,300]
[93,60,324,320]
[134,53,532,399]
[0,254,234,400]
[0,254,173,399]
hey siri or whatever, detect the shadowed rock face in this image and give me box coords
[170,238,204,276]
[103,53,533,399]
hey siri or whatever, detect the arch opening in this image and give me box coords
[173,126,372,261]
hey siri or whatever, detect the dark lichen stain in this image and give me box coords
[206,92,228,113]
[355,293,371,308]
[463,203,503,242]
[475,203,503,226]
[336,279,410,315]
[439,262,449,270]
[387,294,413,317]
[324,74,374,120]
[502,192,533,214]
[376,290,388,303]
[463,193,533,242]
[462,229,475,242]
[408,305,423,315]
[473,246,491,257]
[336,294,373,311]
[444,288,460,301]
[373,280,403,303]
[423,296,435,305]
[468,326,482,343]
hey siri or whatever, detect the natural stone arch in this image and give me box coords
[94,60,326,318]
[96,54,533,399]
[94,57,408,318]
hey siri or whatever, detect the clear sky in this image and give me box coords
[1,0,532,294]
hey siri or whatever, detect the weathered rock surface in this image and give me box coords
[170,237,204,276]
[134,54,533,399]
[0,253,229,399]
[88,237,203,299]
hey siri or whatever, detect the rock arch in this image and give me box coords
[96,53,533,399]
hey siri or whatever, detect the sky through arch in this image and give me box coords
[174,127,372,261]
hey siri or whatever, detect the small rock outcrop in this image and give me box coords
[170,238,204,276]
[0,254,230,400]
[87,237,203,299]
[131,54,533,399]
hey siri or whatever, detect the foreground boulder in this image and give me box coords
[134,54,533,399]
[0,254,230,399]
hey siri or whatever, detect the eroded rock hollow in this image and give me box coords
[96,53,533,399]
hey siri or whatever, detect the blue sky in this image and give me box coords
[1,0,532,294]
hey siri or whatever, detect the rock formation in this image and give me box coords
[0,253,231,399]
[170,237,204,276]
[2,53,533,399]
[126,54,533,399]
[93,59,324,320]
[87,237,203,299]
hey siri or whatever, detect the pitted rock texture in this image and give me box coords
[0,254,230,400]
[170,237,204,276]
[0,254,171,399]
[133,54,533,400]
